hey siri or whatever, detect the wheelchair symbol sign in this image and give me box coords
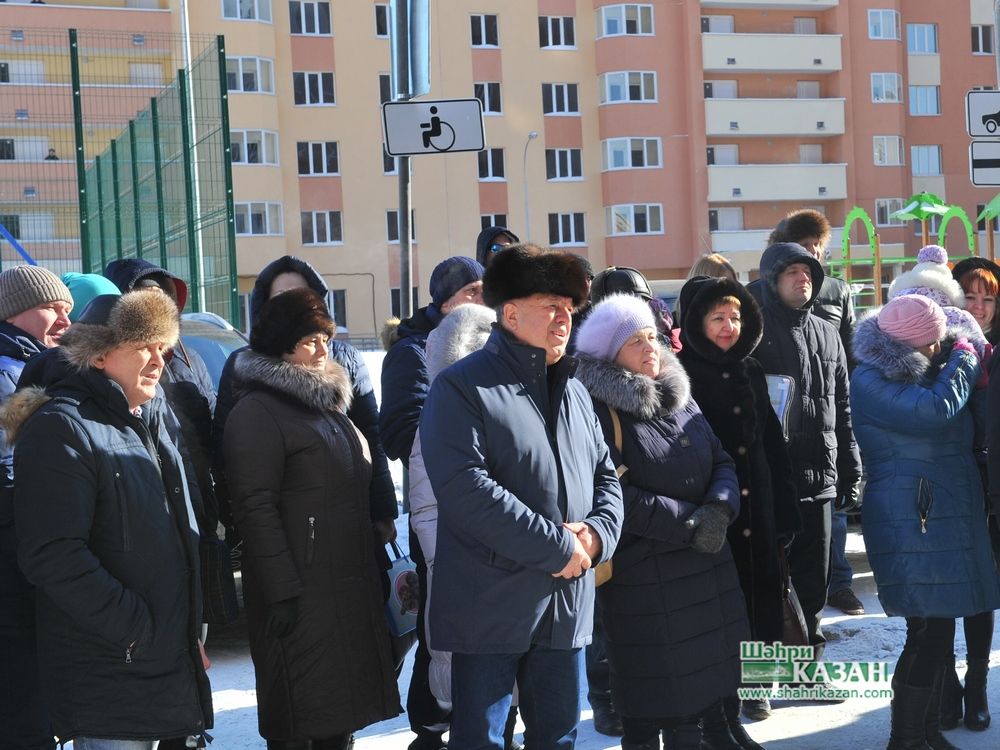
[383,98,485,157]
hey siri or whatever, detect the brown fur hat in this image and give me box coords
[251,287,334,358]
[768,208,831,247]
[60,290,179,370]
[483,243,591,308]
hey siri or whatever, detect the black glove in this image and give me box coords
[265,597,299,638]
[835,480,862,513]
[686,502,732,555]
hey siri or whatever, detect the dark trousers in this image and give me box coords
[585,596,611,708]
[896,617,956,688]
[407,527,450,737]
[787,500,831,659]
[621,714,704,744]
[963,610,995,660]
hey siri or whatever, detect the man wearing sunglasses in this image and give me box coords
[476,226,520,267]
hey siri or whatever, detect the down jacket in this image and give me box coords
[851,314,1000,618]
[573,348,748,718]
[224,351,400,740]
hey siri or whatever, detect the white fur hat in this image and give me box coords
[888,245,965,308]
[576,294,656,362]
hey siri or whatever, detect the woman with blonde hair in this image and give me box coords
[686,254,737,282]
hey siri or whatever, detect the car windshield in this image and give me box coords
[179,320,247,390]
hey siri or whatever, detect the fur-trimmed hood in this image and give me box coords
[574,348,691,420]
[425,303,495,382]
[678,276,762,363]
[234,349,352,414]
[852,309,976,383]
[0,386,51,445]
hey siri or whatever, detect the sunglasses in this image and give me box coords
[490,242,509,254]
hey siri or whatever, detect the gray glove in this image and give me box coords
[686,502,732,554]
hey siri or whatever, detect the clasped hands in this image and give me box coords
[552,521,602,579]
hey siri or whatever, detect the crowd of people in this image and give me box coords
[0,212,999,750]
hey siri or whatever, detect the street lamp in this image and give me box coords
[522,131,539,240]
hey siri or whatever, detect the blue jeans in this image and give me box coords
[451,645,582,750]
[72,740,156,750]
[828,508,853,593]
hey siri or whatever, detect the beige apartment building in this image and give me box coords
[3,0,1000,335]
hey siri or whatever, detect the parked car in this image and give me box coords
[179,312,248,391]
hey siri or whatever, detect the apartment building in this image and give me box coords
[2,0,999,335]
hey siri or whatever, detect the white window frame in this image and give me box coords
[873,136,904,166]
[231,129,279,165]
[289,1,331,36]
[235,201,283,236]
[911,145,942,177]
[907,23,938,54]
[292,71,335,105]
[471,13,499,47]
[548,213,586,246]
[474,81,502,114]
[875,198,905,227]
[868,10,900,40]
[605,203,664,236]
[226,56,274,94]
[708,207,743,232]
[539,16,576,49]
[542,83,579,115]
[301,210,343,245]
[478,148,506,181]
[598,4,654,38]
[374,4,389,38]
[480,213,508,231]
[701,15,734,34]
[600,71,657,104]
[297,141,339,176]
[602,137,661,171]
[908,85,940,116]
[871,72,902,103]
[222,0,271,22]
[973,25,995,55]
[386,209,416,243]
[545,148,583,180]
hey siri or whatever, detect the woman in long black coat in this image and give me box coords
[677,277,801,740]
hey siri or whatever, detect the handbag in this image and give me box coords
[778,546,809,646]
[200,536,239,625]
[385,540,419,669]
[595,407,629,587]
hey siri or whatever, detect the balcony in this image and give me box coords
[708,163,847,202]
[705,98,845,137]
[703,33,842,74]
[710,228,845,257]
[701,1,838,9]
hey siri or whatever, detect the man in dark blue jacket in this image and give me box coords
[422,245,623,750]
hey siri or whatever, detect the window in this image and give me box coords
[474,81,502,114]
[0,214,20,239]
[539,16,575,48]
[301,210,343,244]
[708,207,743,232]
[873,136,904,166]
[545,148,582,180]
[973,85,997,91]
[871,73,902,103]
[704,80,737,98]
[231,129,278,165]
[289,1,331,35]
[598,4,654,37]
[471,14,498,47]
[700,15,733,33]
[868,10,900,40]
[548,213,586,245]
[481,214,508,230]
[390,288,420,318]
[297,141,339,175]
[223,0,271,22]
[226,56,274,93]
[478,148,506,180]
[706,145,738,165]
[602,137,661,170]
[542,83,579,115]
[379,73,392,104]
[0,138,13,160]
[874,198,905,227]
[386,210,416,242]
[907,23,938,53]
[977,204,1000,232]
[375,4,389,37]
[600,71,656,104]
[327,289,347,328]
[606,204,663,236]
[973,25,994,54]
[797,81,821,98]
[909,85,940,115]
[913,216,941,236]
[799,144,822,164]
[383,147,397,175]
[911,145,942,176]
[0,62,8,84]
[235,202,282,235]
[793,17,817,35]
[293,71,335,105]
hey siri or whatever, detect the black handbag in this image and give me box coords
[200,536,239,625]
[778,547,809,646]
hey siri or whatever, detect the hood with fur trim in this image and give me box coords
[0,386,51,446]
[425,303,495,382]
[234,349,352,415]
[678,276,762,363]
[574,348,691,421]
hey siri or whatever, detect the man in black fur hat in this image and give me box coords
[420,244,623,750]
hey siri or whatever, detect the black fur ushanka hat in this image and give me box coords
[482,243,591,309]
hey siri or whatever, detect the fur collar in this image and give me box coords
[235,350,352,414]
[0,387,51,445]
[574,348,691,420]
[852,310,932,382]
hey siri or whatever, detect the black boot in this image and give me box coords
[664,721,702,750]
[723,696,765,750]
[886,678,934,750]
[925,668,961,750]
[313,735,353,750]
[591,698,624,737]
[698,700,741,749]
[938,654,963,730]
[963,658,991,731]
[504,704,523,750]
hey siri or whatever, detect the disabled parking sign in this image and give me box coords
[382,98,485,157]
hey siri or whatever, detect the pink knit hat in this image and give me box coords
[877,294,946,348]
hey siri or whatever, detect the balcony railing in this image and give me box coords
[703,33,842,73]
[705,97,845,137]
[708,163,848,202]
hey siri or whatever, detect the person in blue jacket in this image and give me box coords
[851,294,1000,750]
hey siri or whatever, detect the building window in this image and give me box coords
[708,207,743,232]
[471,14,498,47]
[913,216,941,236]
[600,71,656,104]
[701,15,734,33]
[375,4,389,37]
[301,210,343,245]
[871,73,902,103]
[706,144,739,165]
[548,213,586,246]
[474,81,502,114]
[542,83,579,115]
[235,202,283,235]
[481,214,508,230]
[297,141,339,175]
[909,85,940,116]
[231,129,278,165]
[874,198,905,227]
[977,204,1000,232]
[226,56,274,93]
[973,25,994,54]
[478,148,506,180]
[911,145,942,176]
[545,148,582,180]
[868,10,900,40]
[907,23,937,53]
[873,136,904,166]
[0,214,20,239]
[383,147,397,174]
[379,73,392,104]
[598,4,654,37]
[390,288,420,317]
[602,137,661,170]
[293,71,335,105]
[327,289,347,328]
[386,210,416,243]
[223,0,271,22]
[539,16,575,48]
[0,138,14,160]
[606,204,663,236]
[0,62,9,84]
[289,1,331,35]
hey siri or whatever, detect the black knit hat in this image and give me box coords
[250,287,334,358]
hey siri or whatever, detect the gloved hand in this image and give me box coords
[265,597,299,638]
[685,502,732,554]
[952,337,978,359]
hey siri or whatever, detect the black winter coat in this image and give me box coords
[224,352,400,741]
[0,363,212,742]
[574,349,748,719]
[677,277,801,643]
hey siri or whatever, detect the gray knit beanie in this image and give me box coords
[0,265,73,321]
